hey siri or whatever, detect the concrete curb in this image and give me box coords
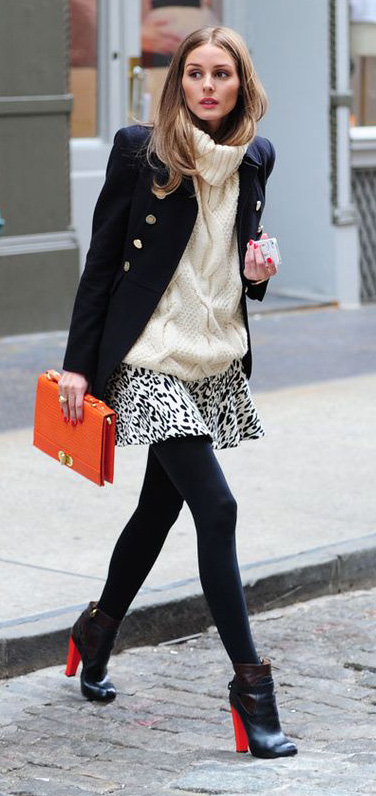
[1,533,375,679]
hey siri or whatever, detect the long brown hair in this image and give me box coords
[147,26,268,196]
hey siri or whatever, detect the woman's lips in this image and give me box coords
[199,99,219,106]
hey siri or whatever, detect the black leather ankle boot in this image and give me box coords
[66,602,121,701]
[229,659,298,758]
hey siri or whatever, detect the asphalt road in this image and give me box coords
[1,304,375,433]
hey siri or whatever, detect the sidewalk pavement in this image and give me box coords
[0,301,376,678]
[1,587,375,796]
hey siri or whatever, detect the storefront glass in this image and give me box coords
[69,0,98,137]
[138,0,223,122]
[350,0,376,126]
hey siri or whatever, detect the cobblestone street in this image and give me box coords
[1,588,375,796]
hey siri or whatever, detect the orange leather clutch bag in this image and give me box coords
[33,370,116,486]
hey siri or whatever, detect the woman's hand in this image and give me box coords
[141,14,183,54]
[58,371,89,425]
[244,233,278,284]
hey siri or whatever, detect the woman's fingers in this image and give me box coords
[68,392,78,425]
[244,238,278,282]
[58,372,89,425]
[57,377,69,422]
[74,391,85,424]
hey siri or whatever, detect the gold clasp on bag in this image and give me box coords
[58,450,73,467]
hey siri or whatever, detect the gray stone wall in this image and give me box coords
[0,0,79,335]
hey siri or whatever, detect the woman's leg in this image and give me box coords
[66,446,183,700]
[151,436,260,664]
[97,446,184,620]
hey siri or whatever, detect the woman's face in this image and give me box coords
[182,43,240,134]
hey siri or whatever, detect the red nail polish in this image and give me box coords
[267,257,273,263]
[71,420,76,427]
[64,417,68,424]
[248,239,253,245]
[254,243,259,249]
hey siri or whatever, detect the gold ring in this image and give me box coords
[58,394,68,404]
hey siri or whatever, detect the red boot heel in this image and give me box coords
[229,660,298,758]
[230,705,248,753]
[65,636,81,676]
[65,602,120,700]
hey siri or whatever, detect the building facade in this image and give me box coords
[1,1,375,337]
[69,0,376,308]
[0,0,80,335]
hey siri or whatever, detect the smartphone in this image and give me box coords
[258,237,282,266]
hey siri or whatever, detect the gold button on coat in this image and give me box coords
[256,200,262,211]
[133,239,143,249]
[145,214,156,225]
[123,261,131,272]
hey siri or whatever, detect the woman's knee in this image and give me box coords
[216,491,237,523]
[165,493,184,525]
[201,491,237,540]
[137,490,184,526]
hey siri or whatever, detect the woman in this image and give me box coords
[61,26,297,760]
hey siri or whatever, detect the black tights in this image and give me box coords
[98,436,260,664]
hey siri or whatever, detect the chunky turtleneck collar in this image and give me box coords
[192,126,248,187]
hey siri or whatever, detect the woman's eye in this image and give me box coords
[187,69,230,79]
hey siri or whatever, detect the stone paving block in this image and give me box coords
[0,707,37,728]
[9,768,121,793]
[13,717,70,740]
[168,760,284,793]
[120,696,215,722]
[152,728,233,753]
[168,758,374,796]
[139,715,229,738]
[321,739,376,754]
[293,700,348,717]
[136,685,222,711]
[0,778,106,796]
[97,742,194,771]
[361,672,376,690]
[0,751,26,776]
[345,752,376,766]
[75,759,186,789]
[18,747,92,773]
[0,589,375,796]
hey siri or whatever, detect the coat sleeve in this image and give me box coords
[62,128,140,381]
[244,137,276,302]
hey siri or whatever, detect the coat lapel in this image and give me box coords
[237,155,260,225]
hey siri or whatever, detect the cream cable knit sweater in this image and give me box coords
[124,127,249,381]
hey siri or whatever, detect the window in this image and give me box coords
[139,0,223,122]
[69,0,98,137]
[350,0,376,126]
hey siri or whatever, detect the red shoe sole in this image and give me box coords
[230,705,249,753]
[65,636,81,677]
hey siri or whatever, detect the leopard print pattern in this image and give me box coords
[104,358,265,450]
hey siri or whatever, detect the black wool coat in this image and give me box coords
[63,125,276,398]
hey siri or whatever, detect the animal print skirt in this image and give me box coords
[104,358,265,450]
